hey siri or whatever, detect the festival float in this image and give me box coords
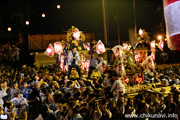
[32,26,94,68]
[66,26,91,74]
[111,28,157,86]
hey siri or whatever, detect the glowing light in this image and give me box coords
[98,43,104,53]
[57,4,60,9]
[159,41,164,50]
[25,21,29,25]
[73,29,80,40]
[42,13,45,18]
[47,47,52,55]
[157,35,162,40]
[96,40,106,54]
[123,43,128,51]
[151,41,156,48]
[54,42,62,54]
[7,27,11,31]
[44,43,54,57]
[135,55,139,59]
[139,28,143,36]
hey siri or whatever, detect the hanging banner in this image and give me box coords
[164,0,180,51]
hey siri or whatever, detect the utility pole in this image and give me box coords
[115,13,120,45]
[133,0,137,38]
[26,0,30,50]
[102,0,108,45]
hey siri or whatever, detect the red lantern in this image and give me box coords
[123,43,129,51]
[96,40,106,54]
[164,0,180,51]
[54,42,62,54]
[44,43,54,57]
[73,28,80,40]
[47,47,52,54]
[151,41,156,48]
[111,45,123,59]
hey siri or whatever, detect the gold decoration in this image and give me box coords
[78,46,82,51]
[66,26,86,42]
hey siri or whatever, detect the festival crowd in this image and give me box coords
[0,49,180,120]
[0,44,20,62]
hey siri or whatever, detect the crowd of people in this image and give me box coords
[0,60,180,120]
[0,44,20,62]
[0,37,180,119]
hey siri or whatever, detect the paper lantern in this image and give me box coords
[85,60,90,68]
[164,0,180,51]
[111,45,123,58]
[139,28,143,36]
[151,41,156,48]
[47,47,52,54]
[123,43,129,51]
[135,54,139,60]
[96,40,106,54]
[73,28,80,40]
[54,42,62,54]
[159,41,164,50]
[44,43,54,57]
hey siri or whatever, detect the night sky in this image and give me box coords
[0,0,163,46]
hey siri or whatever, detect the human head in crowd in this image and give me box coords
[98,54,103,61]
[72,46,77,53]
[112,72,119,80]
[0,63,179,119]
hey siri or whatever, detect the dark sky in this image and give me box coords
[0,0,163,45]
[29,0,163,45]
